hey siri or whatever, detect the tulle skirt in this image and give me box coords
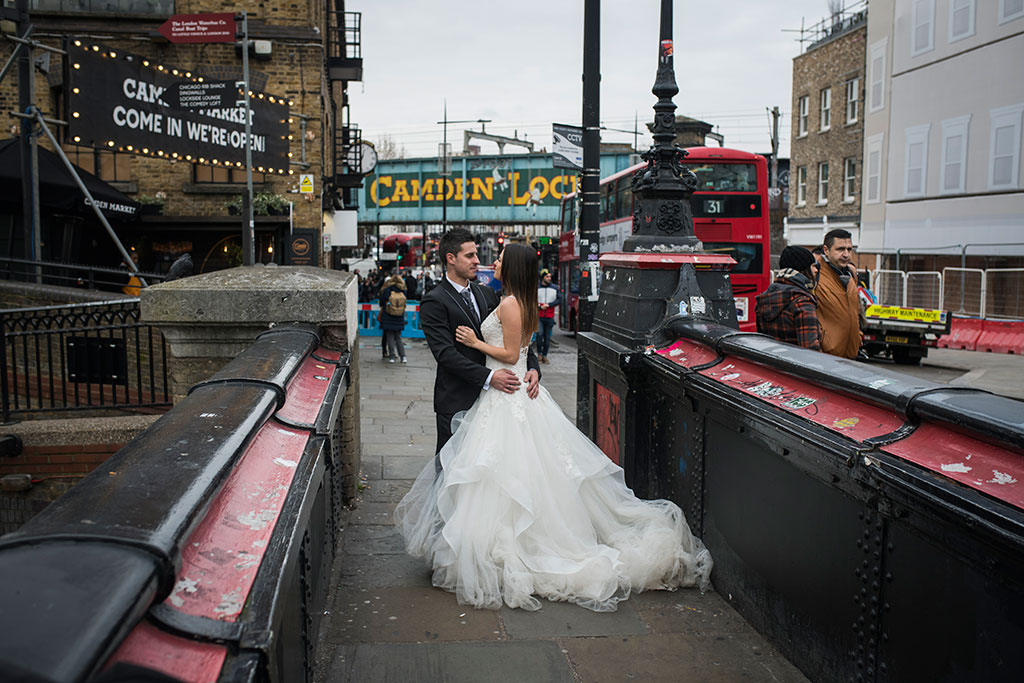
[394,383,712,612]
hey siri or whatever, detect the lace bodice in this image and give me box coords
[481,310,529,376]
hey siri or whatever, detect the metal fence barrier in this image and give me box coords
[985,268,1024,319]
[0,324,350,682]
[0,299,170,421]
[905,270,942,310]
[871,269,906,306]
[941,267,986,316]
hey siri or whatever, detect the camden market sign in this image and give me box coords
[66,41,289,174]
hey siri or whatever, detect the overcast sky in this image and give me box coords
[348,0,847,160]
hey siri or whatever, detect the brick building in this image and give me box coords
[0,0,364,277]
[785,6,867,256]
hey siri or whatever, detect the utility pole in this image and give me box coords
[769,105,780,189]
[576,0,600,431]
[241,11,255,266]
[16,0,40,280]
[579,0,600,331]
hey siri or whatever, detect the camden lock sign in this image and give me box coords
[66,41,289,173]
[368,167,579,209]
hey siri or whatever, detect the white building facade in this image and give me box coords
[861,0,1024,268]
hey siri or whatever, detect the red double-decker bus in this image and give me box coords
[559,147,771,332]
[381,232,425,268]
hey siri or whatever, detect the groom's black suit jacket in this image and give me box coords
[420,277,541,416]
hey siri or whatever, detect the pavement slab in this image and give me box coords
[331,585,503,644]
[631,589,759,636]
[338,553,433,590]
[328,641,574,683]
[383,454,432,479]
[562,633,809,683]
[342,523,406,555]
[501,599,647,639]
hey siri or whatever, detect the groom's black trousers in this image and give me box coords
[435,412,455,473]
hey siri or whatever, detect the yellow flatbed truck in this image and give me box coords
[861,305,952,366]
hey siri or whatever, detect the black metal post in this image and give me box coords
[579,0,600,326]
[16,0,40,280]
[575,0,600,432]
[241,11,255,266]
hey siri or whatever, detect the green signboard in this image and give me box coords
[367,164,579,209]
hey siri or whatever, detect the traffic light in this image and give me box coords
[497,231,505,246]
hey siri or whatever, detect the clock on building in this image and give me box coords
[354,141,377,175]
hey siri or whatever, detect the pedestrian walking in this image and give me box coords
[755,246,821,350]
[815,229,862,359]
[378,273,408,363]
[535,269,561,363]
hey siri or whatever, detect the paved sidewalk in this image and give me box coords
[315,332,809,682]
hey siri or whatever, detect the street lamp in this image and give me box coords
[437,102,490,247]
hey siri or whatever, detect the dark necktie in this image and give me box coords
[460,287,480,326]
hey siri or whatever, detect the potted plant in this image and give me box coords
[227,192,291,216]
[137,192,166,216]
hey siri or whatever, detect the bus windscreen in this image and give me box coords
[682,163,758,192]
[702,242,764,274]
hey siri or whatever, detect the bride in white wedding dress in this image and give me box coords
[394,244,712,612]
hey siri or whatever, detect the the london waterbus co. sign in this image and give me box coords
[66,41,289,173]
[158,13,236,44]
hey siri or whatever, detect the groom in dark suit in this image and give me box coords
[420,228,541,466]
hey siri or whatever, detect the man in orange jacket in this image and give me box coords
[814,229,862,359]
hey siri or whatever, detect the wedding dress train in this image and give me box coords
[394,310,712,612]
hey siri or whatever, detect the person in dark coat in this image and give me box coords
[755,245,821,350]
[378,274,408,363]
[403,270,419,300]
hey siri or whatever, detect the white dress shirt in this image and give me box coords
[446,275,493,390]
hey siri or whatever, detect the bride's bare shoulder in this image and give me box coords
[495,295,519,320]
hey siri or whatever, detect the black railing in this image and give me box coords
[0,299,170,421]
[0,256,167,293]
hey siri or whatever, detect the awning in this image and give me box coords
[0,138,139,221]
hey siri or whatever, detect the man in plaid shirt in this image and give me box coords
[755,246,822,350]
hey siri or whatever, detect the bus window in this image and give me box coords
[561,199,575,233]
[569,262,582,294]
[683,163,757,192]
[616,179,633,221]
[702,242,763,274]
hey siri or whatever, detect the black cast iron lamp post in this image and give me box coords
[623,0,700,253]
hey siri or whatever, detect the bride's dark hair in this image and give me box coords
[499,243,539,343]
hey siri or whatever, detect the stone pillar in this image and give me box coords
[140,264,360,501]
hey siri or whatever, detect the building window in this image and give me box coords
[869,40,887,113]
[798,96,809,137]
[820,88,831,131]
[30,0,174,16]
[843,158,857,202]
[63,144,131,182]
[817,162,829,204]
[999,0,1024,24]
[988,103,1024,190]
[940,115,971,194]
[949,0,975,42]
[865,134,883,204]
[845,78,859,124]
[904,124,931,197]
[193,164,266,184]
[912,0,935,56]
[796,166,807,206]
